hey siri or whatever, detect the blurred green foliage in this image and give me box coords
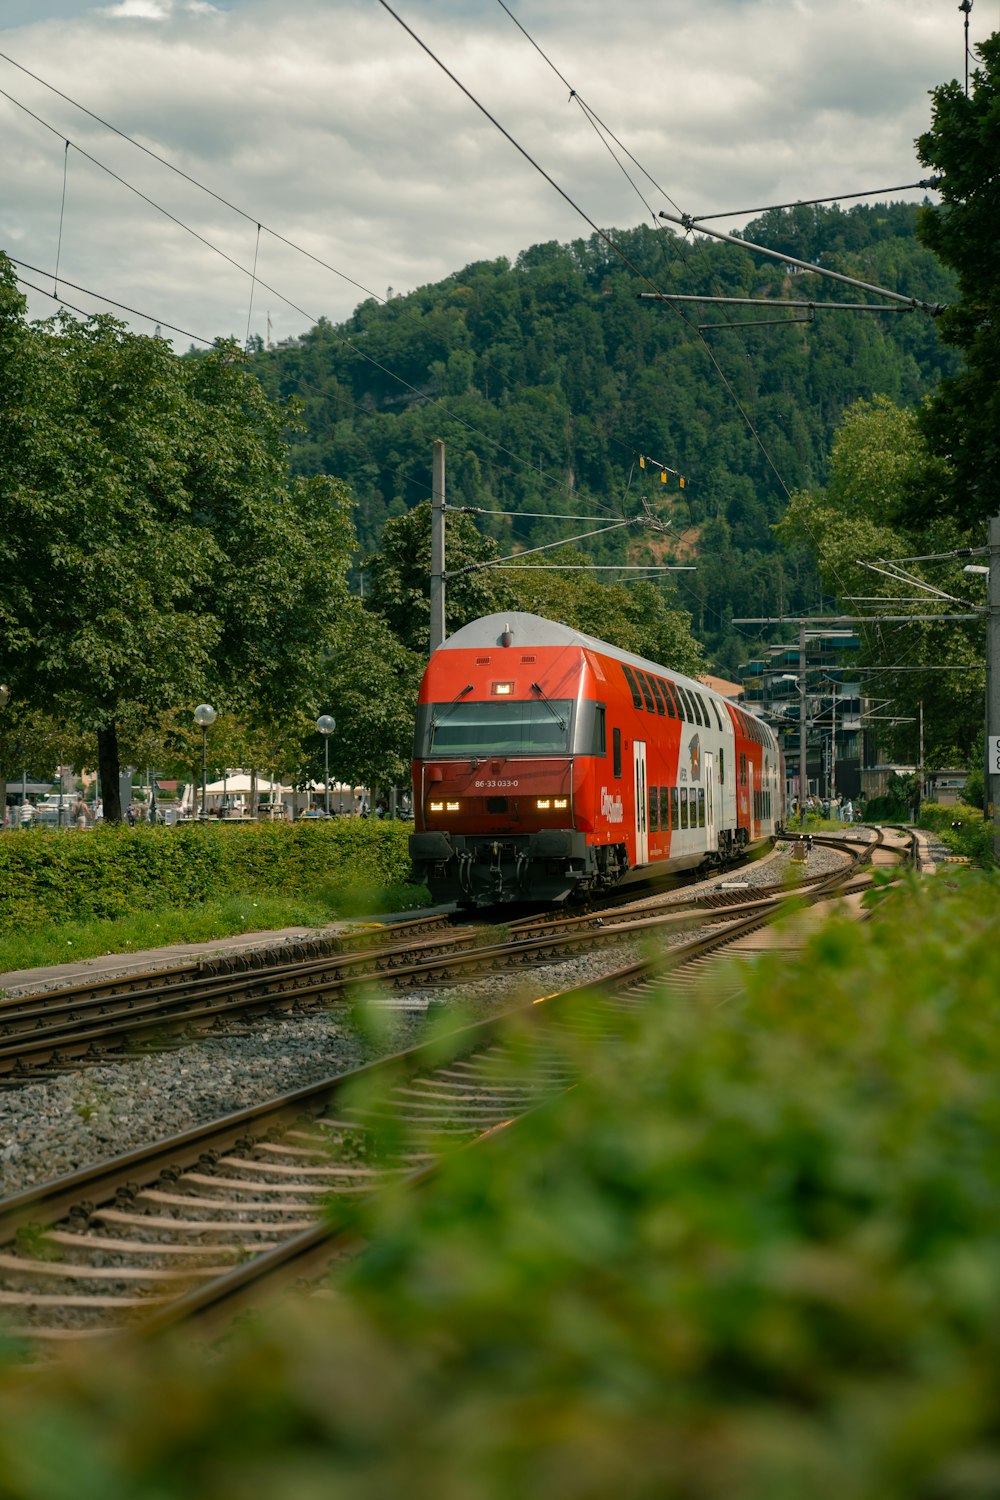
[0,820,412,933]
[2,872,1000,1496]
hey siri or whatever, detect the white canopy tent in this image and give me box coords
[179,773,367,817]
[202,775,291,795]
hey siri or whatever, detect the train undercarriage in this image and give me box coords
[410,827,756,907]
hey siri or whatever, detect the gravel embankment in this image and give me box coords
[0,839,852,1196]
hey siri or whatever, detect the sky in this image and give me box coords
[0,0,993,350]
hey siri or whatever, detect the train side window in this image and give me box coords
[593,704,607,756]
[660,679,677,718]
[719,746,725,783]
[622,665,644,710]
[680,787,689,829]
[670,787,679,830]
[740,752,747,786]
[698,789,706,828]
[695,693,709,728]
[710,698,725,731]
[674,684,690,720]
[613,727,622,778]
[648,785,658,832]
[659,787,669,828]
[637,672,656,713]
[648,676,667,715]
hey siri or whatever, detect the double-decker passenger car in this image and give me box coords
[409,611,784,905]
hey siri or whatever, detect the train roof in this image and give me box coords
[441,612,733,709]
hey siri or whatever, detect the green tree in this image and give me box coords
[317,601,423,796]
[0,259,354,820]
[776,396,983,767]
[915,34,1000,529]
[507,553,706,677]
[366,501,517,655]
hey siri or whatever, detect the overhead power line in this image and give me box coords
[658,209,946,316]
[1,65,643,521]
[688,181,942,223]
[638,294,912,314]
[0,49,382,307]
[11,260,214,345]
[381,0,796,507]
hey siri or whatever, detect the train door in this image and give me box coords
[704,752,716,852]
[633,740,648,865]
[748,761,756,838]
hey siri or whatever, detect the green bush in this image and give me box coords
[0,820,413,933]
[918,800,996,866]
[862,794,910,822]
[3,872,1000,1496]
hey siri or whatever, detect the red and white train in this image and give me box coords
[409,611,784,905]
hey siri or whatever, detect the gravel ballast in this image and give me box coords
[0,839,853,1197]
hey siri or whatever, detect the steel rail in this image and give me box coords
[0,827,907,1349]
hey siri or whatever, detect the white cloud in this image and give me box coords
[99,0,172,19]
[0,0,983,347]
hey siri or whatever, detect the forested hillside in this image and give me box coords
[252,203,956,673]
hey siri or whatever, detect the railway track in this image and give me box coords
[0,825,913,1352]
[0,835,867,1077]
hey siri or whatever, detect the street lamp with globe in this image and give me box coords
[193,704,217,820]
[316,715,336,816]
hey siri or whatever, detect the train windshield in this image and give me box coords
[429,699,573,755]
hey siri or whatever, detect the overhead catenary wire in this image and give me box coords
[688,180,942,223]
[0,42,705,537]
[658,209,946,316]
[489,0,908,683]
[0,48,383,308]
[53,138,69,298]
[1,82,638,526]
[381,0,795,512]
[11,261,215,345]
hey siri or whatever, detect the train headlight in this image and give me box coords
[429,801,444,812]
[446,800,460,811]
[554,797,568,809]
[535,798,551,810]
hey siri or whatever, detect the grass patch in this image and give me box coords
[0,881,431,977]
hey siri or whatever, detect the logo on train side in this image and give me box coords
[688,733,701,781]
[600,787,624,823]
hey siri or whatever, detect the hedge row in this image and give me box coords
[0,820,413,930]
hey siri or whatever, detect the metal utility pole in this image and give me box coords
[799,623,807,827]
[430,439,446,655]
[918,701,925,808]
[830,680,838,806]
[989,515,1000,863]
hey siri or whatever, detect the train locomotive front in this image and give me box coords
[409,612,784,906]
[408,614,614,904]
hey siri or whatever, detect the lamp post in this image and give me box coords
[317,715,336,816]
[193,704,216,820]
[0,686,7,829]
